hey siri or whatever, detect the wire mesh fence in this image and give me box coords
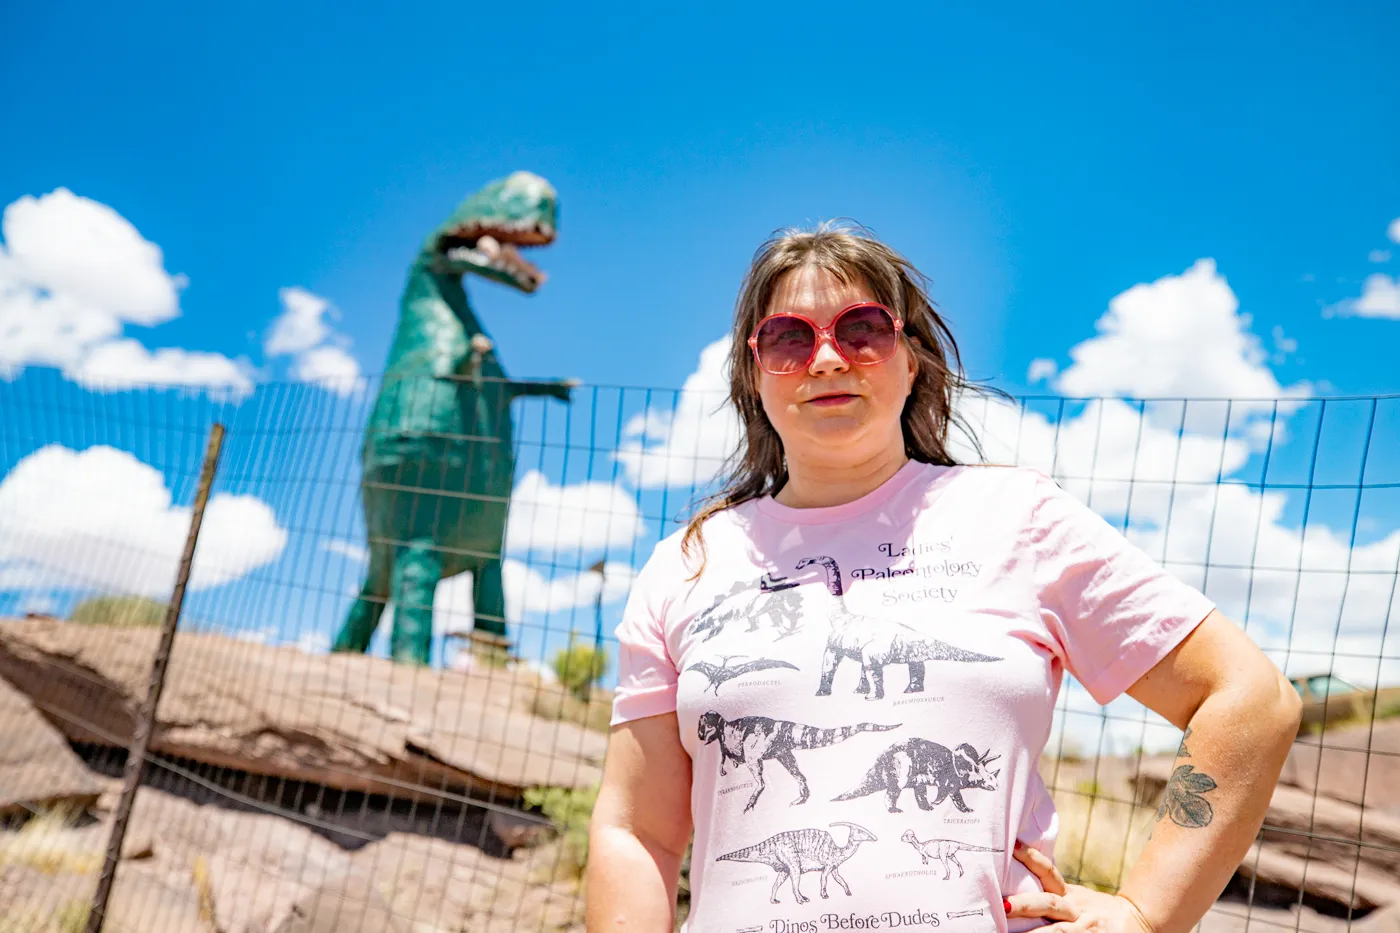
[1,369,1397,933]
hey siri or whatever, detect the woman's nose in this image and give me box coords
[808,334,849,375]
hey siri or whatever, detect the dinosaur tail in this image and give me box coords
[831,760,888,802]
[716,845,757,863]
[793,722,901,750]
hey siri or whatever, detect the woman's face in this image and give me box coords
[754,264,917,467]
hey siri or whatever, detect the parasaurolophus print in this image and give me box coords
[716,822,877,905]
[697,711,900,812]
[833,738,1001,814]
[900,831,1004,879]
[795,556,1001,699]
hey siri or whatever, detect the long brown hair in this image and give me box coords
[680,220,992,574]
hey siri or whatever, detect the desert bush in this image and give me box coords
[551,641,610,701]
[69,594,167,628]
[523,784,598,877]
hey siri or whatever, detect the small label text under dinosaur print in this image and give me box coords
[720,783,757,795]
[730,876,766,886]
[892,695,946,707]
[881,586,958,606]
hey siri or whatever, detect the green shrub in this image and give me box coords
[523,784,598,876]
[551,641,610,701]
[70,595,168,628]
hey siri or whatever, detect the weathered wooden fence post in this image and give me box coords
[85,422,226,933]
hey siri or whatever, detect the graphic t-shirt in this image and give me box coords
[611,461,1215,933]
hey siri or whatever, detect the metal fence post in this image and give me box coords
[85,422,227,933]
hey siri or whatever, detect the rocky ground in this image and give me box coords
[2,617,1396,933]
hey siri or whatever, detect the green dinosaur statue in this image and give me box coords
[332,172,573,666]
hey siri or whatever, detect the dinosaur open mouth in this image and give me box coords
[441,222,552,289]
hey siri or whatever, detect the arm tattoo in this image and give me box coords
[1156,726,1216,829]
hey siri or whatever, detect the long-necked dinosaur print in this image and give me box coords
[683,656,799,695]
[697,711,900,812]
[833,738,1001,814]
[716,822,877,905]
[900,831,1004,879]
[795,556,1000,699]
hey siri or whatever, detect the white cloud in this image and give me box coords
[265,287,335,356]
[430,559,638,635]
[0,188,247,394]
[1326,273,1400,320]
[615,337,741,488]
[0,445,287,597]
[1027,358,1058,383]
[321,539,368,564]
[296,631,331,654]
[1389,216,1400,243]
[506,470,645,555]
[1055,259,1309,410]
[292,345,363,395]
[74,338,255,400]
[265,287,363,394]
[1369,249,1392,264]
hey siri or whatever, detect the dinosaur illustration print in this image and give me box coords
[697,711,900,812]
[900,831,1004,879]
[683,656,799,695]
[716,822,877,904]
[688,574,808,643]
[833,738,1001,814]
[796,556,1000,699]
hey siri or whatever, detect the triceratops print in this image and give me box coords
[796,556,1000,699]
[833,738,1001,814]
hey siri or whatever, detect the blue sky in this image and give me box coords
[2,1,1399,748]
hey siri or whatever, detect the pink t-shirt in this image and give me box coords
[612,461,1214,933]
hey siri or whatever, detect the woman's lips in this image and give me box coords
[806,393,858,407]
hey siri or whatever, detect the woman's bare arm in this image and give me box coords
[587,712,694,933]
[1117,609,1302,933]
[1010,610,1300,933]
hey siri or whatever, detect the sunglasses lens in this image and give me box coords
[754,316,816,374]
[835,305,899,363]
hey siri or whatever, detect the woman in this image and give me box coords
[588,223,1301,933]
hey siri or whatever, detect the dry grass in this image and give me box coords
[525,680,614,733]
[0,899,90,933]
[0,807,101,877]
[1050,783,1157,893]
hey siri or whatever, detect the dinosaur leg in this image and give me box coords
[772,750,809,805]
[816,647,840,696]
[332,543,393,653]
[868,661,886,701]
[768,869,789,905]
[950,851,964,878]
[905,660,926,693]
[950,790,973,813]
[389,542,442,666]
[472,556,509,640]
[913,785,934,810]
[828,865,853,896]
[776,850,807,904]
[743,759,767,812]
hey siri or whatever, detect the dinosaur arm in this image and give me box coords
[506,378,576,402]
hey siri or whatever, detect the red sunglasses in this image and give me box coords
[748,302,905,376]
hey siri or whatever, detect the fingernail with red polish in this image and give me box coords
[1003,898,1012,915]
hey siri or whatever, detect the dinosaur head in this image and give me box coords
[697,710,724,744]
[428,171,557,293]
